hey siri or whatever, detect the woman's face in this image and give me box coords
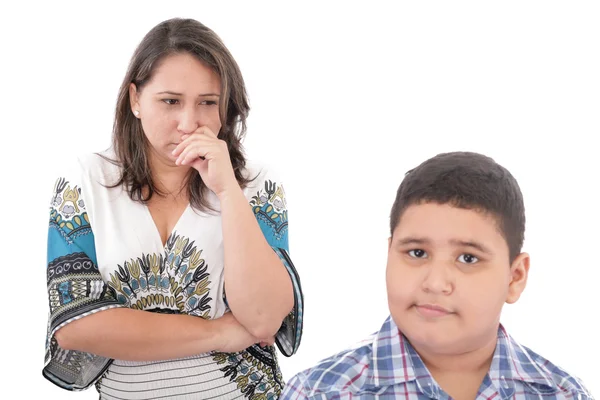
[130,52,222,166]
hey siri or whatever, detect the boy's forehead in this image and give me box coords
[394,202,503,241]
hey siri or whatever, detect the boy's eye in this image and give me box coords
[458,254,479,264]
[162,99,179,105]
[408,249,427,258]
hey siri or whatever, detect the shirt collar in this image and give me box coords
[367,317,557,397]
[488,325,558,393]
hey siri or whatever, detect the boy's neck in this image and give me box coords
[411,332,498,400]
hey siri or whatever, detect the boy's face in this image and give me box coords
[386,202,529,355]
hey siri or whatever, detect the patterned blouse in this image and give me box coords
[43,151,303,399]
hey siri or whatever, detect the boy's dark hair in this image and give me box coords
[389,152,525,262]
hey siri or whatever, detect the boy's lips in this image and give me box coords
[414,303,454,318]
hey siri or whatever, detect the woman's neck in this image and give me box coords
[148,150,190,199]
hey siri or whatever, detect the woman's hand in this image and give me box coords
[172,127,239,197]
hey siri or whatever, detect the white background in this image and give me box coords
[0,0,598,397]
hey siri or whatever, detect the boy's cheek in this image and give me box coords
[386,283,413,313]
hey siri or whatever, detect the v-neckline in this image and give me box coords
[143,202,191,248]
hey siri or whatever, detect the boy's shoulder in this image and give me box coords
[281,316,410,398]
[281,321,594,400]
[499,326,593,398]
[287,330,377,395]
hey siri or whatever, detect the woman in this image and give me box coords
[44,18,303,399]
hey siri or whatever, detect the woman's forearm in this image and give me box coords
[218,187,294,339]
[54,308,222,361]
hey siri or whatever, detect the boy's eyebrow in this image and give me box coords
[396,237,430,246]
[395,237,493,255]
[449,239,493,255]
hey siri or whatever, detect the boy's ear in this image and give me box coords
[506,252,530,304]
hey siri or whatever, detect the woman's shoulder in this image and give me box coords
[53,149,117,177]
[49,149,122,203]
[242,161,288,214]
[242,160,284,191]
[54,150,120,190]
[79,149,121,178]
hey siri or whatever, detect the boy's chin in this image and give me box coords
[392,312,464,354]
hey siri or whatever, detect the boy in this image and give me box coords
[280,152,592,399]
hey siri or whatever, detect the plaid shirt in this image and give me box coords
[280,316,593,399]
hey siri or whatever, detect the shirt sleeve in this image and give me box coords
[43,173,123,391]
[248,167,304,357]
